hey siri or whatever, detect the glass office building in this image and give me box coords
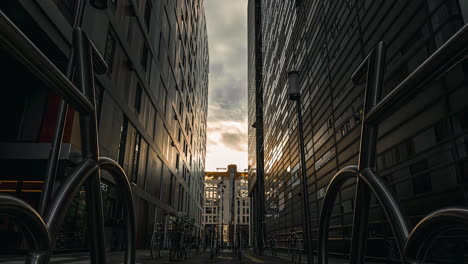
[248,0,468,261]
[0,0,208,252]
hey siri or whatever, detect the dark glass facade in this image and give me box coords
[0,0,208,252]
[248,0,265,251]
[249,0,468,260]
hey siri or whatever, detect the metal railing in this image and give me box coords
[0,1,135,263]
[318,23,468,264]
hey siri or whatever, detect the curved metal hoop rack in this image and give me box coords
[0,1,135,263]
[318,24,468,264]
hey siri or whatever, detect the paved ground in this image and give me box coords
[1,250,286,264]
[0,249,361,264]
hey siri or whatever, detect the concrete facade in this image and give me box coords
[0,0,208,251]
[203,165,249,247]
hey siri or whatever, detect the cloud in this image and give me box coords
[205,119,247,169]
[208,104,246,122]
[221,132,247,152]
[204,0,248,171]
[210,63,224,75]
[209,76,247,110]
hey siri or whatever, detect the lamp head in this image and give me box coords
[90,0,108,9]
[288,70,300,101]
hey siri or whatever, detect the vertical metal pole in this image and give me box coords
[231,174,235,251]
[210,227,214,261]
[296,97,314,264]
[349,42,386,264]
[256,187,260,254]
[255,122,265,255]
[39,0,87,216]
[221,187,224,249]
[75,29,107,264]
[253,0,265,254]
[218,184,222,253]
[252,189,257,254]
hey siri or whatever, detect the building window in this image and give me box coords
[141,43,151,71]
[175,153,180,171]
[104,27,116,73]
[158,79,167,113]
[131,133,141,183]
[410,160,431,194]
[157,32,163,60]
[452,107,468,134]
[110,0,117,9]
[95,80,104,125]
[179,99,183,116]
[134,83,143,114]
[168,175,174,205]
[412,173,432,194]
[144,1,152,30]
[127,19,134,43]
[295,0,302,9]
[118,115,129,166]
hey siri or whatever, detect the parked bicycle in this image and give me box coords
[150,222,163,259]
[186,219,197,253]
[169,218,184,261]
[287,228,302,263]
[269,234,277,256]
[169,216,195,262]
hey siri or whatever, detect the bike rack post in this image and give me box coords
[0,195,51,262]
[403,208,468,261]
[349,41,386,264]
[0,3,136,263]
[318,23,468,264]
[75,27,107,264]
[39,0,88,217]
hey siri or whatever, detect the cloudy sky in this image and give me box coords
[204,0,248,172]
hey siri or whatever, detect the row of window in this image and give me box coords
[259,0,468,244]
[103,0,207,178]
[203,215,250,224]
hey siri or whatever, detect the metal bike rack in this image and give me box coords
[318,23,468,264]
[0,1,135,263]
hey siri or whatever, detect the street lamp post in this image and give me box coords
[217,194,221,254]
[217,182,225,251]
[288,70,314,264]
[221,185,225,249]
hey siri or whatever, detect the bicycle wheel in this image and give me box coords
[177,244,184,260]
[182,245,187,259]
[290,243,297,262]
[150,232,156,259]
[156,241,161,258]
[292,241,301,264]
[169,245,178,262]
